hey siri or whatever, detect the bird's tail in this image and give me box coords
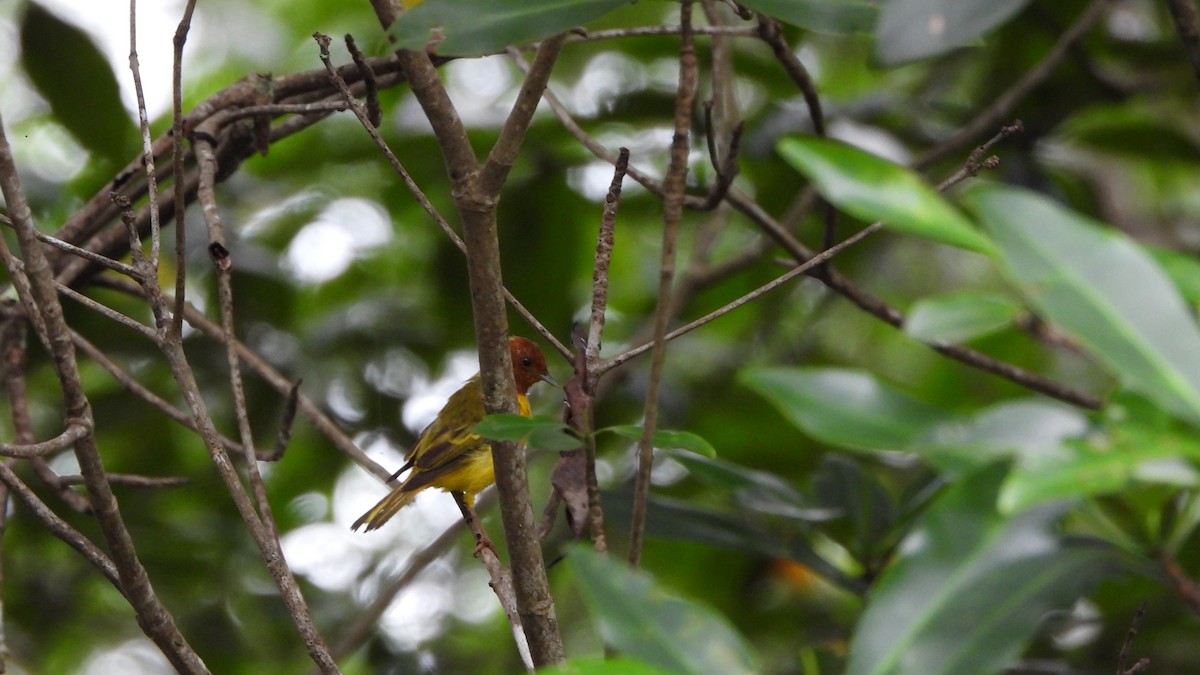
[351,485,419,532]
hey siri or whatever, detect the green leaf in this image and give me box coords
[474,414,578,450]
[606,425,717,458]
[20,3,137,168]
[847,464,1119,675]
[739,0,878,34]
[875,0,1033,65]
[999,413,1200,512]
[920,399,1089,473]
[569,547,758,675]
[740,367,959,451]
[388,0,633,57]
[967,184,1200,429]
[777,137,995,254]
[904,292,1022,343]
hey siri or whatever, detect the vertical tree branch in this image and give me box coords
[170,0,199,338]
[390,36,566,665]
[628,0,698,568]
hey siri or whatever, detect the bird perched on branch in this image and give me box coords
[352,336,555,548]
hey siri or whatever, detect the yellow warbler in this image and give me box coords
[352,336,554,533]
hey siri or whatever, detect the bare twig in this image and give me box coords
[0,423,91,459]
[629,0,698,568]
[127,0,162,266]
[261,380,302,463]
[59,474,190,489]
[1116,602,1150,675]
[170,0,198,339]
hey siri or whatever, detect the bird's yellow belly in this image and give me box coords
[436,446,496,496]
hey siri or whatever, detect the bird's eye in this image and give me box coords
[521,357,533,367]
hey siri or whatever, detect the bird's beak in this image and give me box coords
[539,372,559,388]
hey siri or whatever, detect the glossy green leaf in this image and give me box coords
[967,184,1200,429]
[20,3,137,168]
[569,547,758,675]
[875,0,1033,65]
[847,464,1119,675]
[739,0,878,34]
[740,367,959,450]
[920,399,1089,473]
[777,137,995,254]
[474,414,579,450]
[389,0,632,56]
[607,425,717,458]
[999,413,1200,512]
[904,292,1022,343]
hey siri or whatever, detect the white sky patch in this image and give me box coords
[33,0,284,120]
[80,639,171,675]
[284,197,392,283]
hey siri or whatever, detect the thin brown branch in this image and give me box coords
[0,221,138,277]
[261,380,302,463]
[59,474,190,489]
[55,281,160,342]
[344,36,382,128]
[127,0,162,266]
[0,423,91,459]
[629,0,698,569]
[1116,602,1149,675]
[170,0,198,338]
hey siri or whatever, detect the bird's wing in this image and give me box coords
[400,377,488,491]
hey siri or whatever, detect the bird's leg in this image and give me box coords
[452,492,494,557]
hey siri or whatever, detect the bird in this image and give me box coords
[351,336,555,548]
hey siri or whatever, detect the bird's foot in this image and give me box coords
[473,534,495,558]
